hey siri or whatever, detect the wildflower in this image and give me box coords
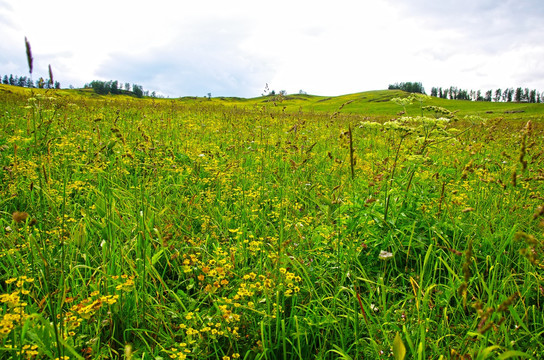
[378,250,393,260]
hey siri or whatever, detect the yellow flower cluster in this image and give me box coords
[59,311,83,338]
[18,344,39,358]
[0,276,34,338]
[70,293,119,320]
[113,274,136,292]
[167,343,191,359]
[4,344,40,359]
[278,268,302,297]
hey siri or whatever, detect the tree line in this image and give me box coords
[430,86,544,103]
[0,75,159,98]
[83,80,151,98]
[1,73,60,89]
[83,80,163,98]
[388,82,543,103]
[388,82,426,94]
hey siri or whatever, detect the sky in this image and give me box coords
[1,0,543,98]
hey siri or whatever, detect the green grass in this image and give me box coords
[1,84,544,359]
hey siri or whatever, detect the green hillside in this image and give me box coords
[239,90,544,120]
[2,84,542,121]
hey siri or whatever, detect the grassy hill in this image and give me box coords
[2,84,542,121]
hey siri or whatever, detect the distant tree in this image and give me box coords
[54,81,60,89]
[458,89,470,100]
[36,77,45,89]
[132,84,143,98]
[514,87,522,102]
[2,75,8,84]
[484,90,492,102]
[430,87,437,97]
[449,86,457,99]
[124,82,130,91]
[522,88,529,102]
[528,89,536,103]
[299,89,307,95]
[90,80,107,94]
[111,80,119,94]
[9,74,15,85]
[17,76,26,87]
[494,89,502,102]
[506,88,514,102]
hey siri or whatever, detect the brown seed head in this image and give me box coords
[48,64,54,85]
[25,37,33,75]
[12,211,29,223]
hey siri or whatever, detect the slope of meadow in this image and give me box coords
[1,85,544,359]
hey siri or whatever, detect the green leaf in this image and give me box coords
[479,345,501,359]
[498,350,533,360]
[393,332,406,360]
[152,249,164,265]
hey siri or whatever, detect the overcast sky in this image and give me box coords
[1,0,543,97]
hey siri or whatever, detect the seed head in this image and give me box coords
[12,211,29,223]
[25,37,33,75]
[48,64,54,86]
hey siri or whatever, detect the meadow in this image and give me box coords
[1,84,544,360]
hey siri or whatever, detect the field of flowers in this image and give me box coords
[1,86,544,359]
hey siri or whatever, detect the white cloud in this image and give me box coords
[1,0,543,96]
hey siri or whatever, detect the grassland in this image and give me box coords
[1,84,544,359]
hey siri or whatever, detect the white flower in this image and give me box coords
[378,250,393,260]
